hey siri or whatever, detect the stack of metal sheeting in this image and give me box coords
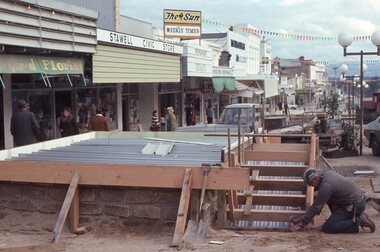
[244,160,306,166]
[233,220,290,230]
[9,138,226,167]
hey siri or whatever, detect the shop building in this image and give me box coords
[0,0,98,149]
[94,28,183,131]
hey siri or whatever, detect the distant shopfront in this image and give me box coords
[93,29,183,130]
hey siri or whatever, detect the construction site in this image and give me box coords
[0,131,379,252]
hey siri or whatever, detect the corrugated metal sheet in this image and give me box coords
[0,0,97,53]
[56,0,115,30]
[8,138,225,167]
[93,45,181,83]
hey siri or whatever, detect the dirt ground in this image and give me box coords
[0,146,379,252]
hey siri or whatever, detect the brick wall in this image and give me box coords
[0,182,180,223]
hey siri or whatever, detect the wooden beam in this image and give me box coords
[306,133,317,210]
[250,179,305,191]
[231,209,305,222]
[237,193,306,206]
[189,190,200,221]
[0,243,65,252]
[241,164,307,176]
[0,161,250,191]
[68,187,79,234]
[243,170,258,215]
[251,143,310,152]
[215,190,227,227]
[172,168,193,247]
[244,150,309,162]
[227,190,236,221]
[51,172,80,243]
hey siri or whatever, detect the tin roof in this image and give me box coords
[7,132,235,167]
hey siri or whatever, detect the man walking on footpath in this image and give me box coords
[10,99,40,147]
[166,107,177,131]
[88,109,109,131]
[289,168,375,233]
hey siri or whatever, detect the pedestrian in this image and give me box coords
[166,107,177,131]
[206,105,214,124]
[10,99,40,147]
[150,110,160,131]
[289,168,375,233]
[88,109,109,131]
[59,107,79,137]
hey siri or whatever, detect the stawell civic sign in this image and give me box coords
[163,9,202,39]
[97,29,183,54]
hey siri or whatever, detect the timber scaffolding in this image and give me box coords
[0,131,317,249]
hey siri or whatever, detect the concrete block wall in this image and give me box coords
[0,182,180,223]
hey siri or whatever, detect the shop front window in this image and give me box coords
[76,86,118,131]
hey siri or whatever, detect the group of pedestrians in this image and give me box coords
[150,107,177,132]
[10,99,110,147]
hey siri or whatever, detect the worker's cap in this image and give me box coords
[303,168,320,185]
[18,99,28,109]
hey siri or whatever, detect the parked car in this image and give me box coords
[176,103,262,133]
[364,116,380,156]
[288,104,298,110]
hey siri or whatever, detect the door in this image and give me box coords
[55,91,73,137]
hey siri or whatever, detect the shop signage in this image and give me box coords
[0,55,83,74]
[213,66,233,77]
[97,29,183,54]
[163,9,202,39]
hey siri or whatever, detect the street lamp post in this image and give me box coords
[338,31,380,155]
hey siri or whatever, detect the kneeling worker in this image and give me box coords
[290,168,375,233]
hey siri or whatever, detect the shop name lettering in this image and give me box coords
[40,60,81,71]
[166,27,200,34]
[165,12,200,22]
[109,33,133,45]
[163,43,175,52]
[7,58,38,72]
[195,49,207,57]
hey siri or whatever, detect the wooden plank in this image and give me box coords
[250,179,305,191]
[0,243,65,252]
[371,178,380,193]
[0,161,250,190]
[227,190,235,221]
[251,143,310,151]
[51,172,80,243]
[306,133,317,210]
[189,190,200,221]
[237,193,306,206]
[215,190,227,227]
[244,150,309,162]
[242,164,307,176]
[232,209,305,222]
[172,168,193,247]
[68,187,79,234]
[243,170,258,215]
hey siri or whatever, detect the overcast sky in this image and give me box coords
[121,0,380,64]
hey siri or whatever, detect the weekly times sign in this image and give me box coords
[163,9,202,39]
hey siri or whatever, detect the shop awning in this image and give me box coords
[212,77,236,93]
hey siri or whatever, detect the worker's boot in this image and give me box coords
[358,212,376,233]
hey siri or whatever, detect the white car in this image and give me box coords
[288,104,298,110]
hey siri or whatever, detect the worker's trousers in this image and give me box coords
[321,197,366,233]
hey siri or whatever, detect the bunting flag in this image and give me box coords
[202,18,372,42]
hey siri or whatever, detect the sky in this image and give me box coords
[121,0,380,68]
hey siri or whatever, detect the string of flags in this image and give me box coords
[202,18,373,42]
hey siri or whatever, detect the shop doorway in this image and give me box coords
[55,91,73,137]
[0,87,4,150]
